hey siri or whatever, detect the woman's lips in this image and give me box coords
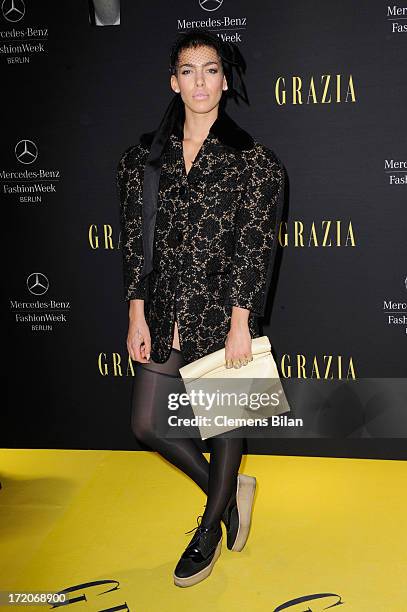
[193,93,209,99]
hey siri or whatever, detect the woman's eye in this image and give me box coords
[180,68,218,75]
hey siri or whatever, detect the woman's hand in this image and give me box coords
[225,311,253,368]
[128,299,151,363]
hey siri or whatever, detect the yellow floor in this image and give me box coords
[0,449,406,611]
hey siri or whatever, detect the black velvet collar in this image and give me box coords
[140,107,254,152]
[175,107,254,151]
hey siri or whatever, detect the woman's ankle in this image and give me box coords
[199,516,221,531]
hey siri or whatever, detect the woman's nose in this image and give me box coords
[195,71,205,86]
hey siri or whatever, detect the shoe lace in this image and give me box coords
[184,495,234,536]
[184,514,203,535]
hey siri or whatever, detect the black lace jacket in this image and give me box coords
[116,110,285,365]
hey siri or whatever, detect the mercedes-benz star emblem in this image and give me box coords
[15,139,38,164]
[199,0,223,12]
[2,0,25,23]
[27,273,49,296]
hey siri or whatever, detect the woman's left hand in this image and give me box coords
[225,322,253,368]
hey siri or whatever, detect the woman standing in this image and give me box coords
[117,28,285,587]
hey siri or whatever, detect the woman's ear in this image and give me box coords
[223,75,228,91]
[170,74,180,94]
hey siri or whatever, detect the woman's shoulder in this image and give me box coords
[118,138,151,170]
[243,139,284,175]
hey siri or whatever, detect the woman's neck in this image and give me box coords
[183,105,219,143]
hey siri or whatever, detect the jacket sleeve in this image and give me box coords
[116,144,148,301]
[223,144,285,317]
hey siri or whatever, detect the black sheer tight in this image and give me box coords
[131,347,243,528]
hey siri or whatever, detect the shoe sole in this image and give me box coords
[173,536,222,588]
[230,474,256,552]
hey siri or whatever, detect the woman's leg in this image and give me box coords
[130,347,240,526]
[131,348,211,494]
[200,437,243,528]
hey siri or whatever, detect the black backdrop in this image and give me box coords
[4,1,407,458]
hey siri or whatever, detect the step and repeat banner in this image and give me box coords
[4,1,407,457]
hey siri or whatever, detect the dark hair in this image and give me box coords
[169,28,248,105]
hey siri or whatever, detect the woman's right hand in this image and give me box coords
[127,313,151,363]
[127,299,151,362]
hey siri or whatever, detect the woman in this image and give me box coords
[117,28,285,587]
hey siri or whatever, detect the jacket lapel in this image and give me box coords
[183,134,233,186]
[160,108,255,185]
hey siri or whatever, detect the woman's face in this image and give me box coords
[170,44,228,114]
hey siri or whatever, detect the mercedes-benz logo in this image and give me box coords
[15,139,38,164]
[2,0,25,23]
[199,0,223,12]
[27,272,49,296]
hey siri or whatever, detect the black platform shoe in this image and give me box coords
[173,515,223,588]
[221,474,256,552]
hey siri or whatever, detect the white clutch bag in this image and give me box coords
[179,336,291,440]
